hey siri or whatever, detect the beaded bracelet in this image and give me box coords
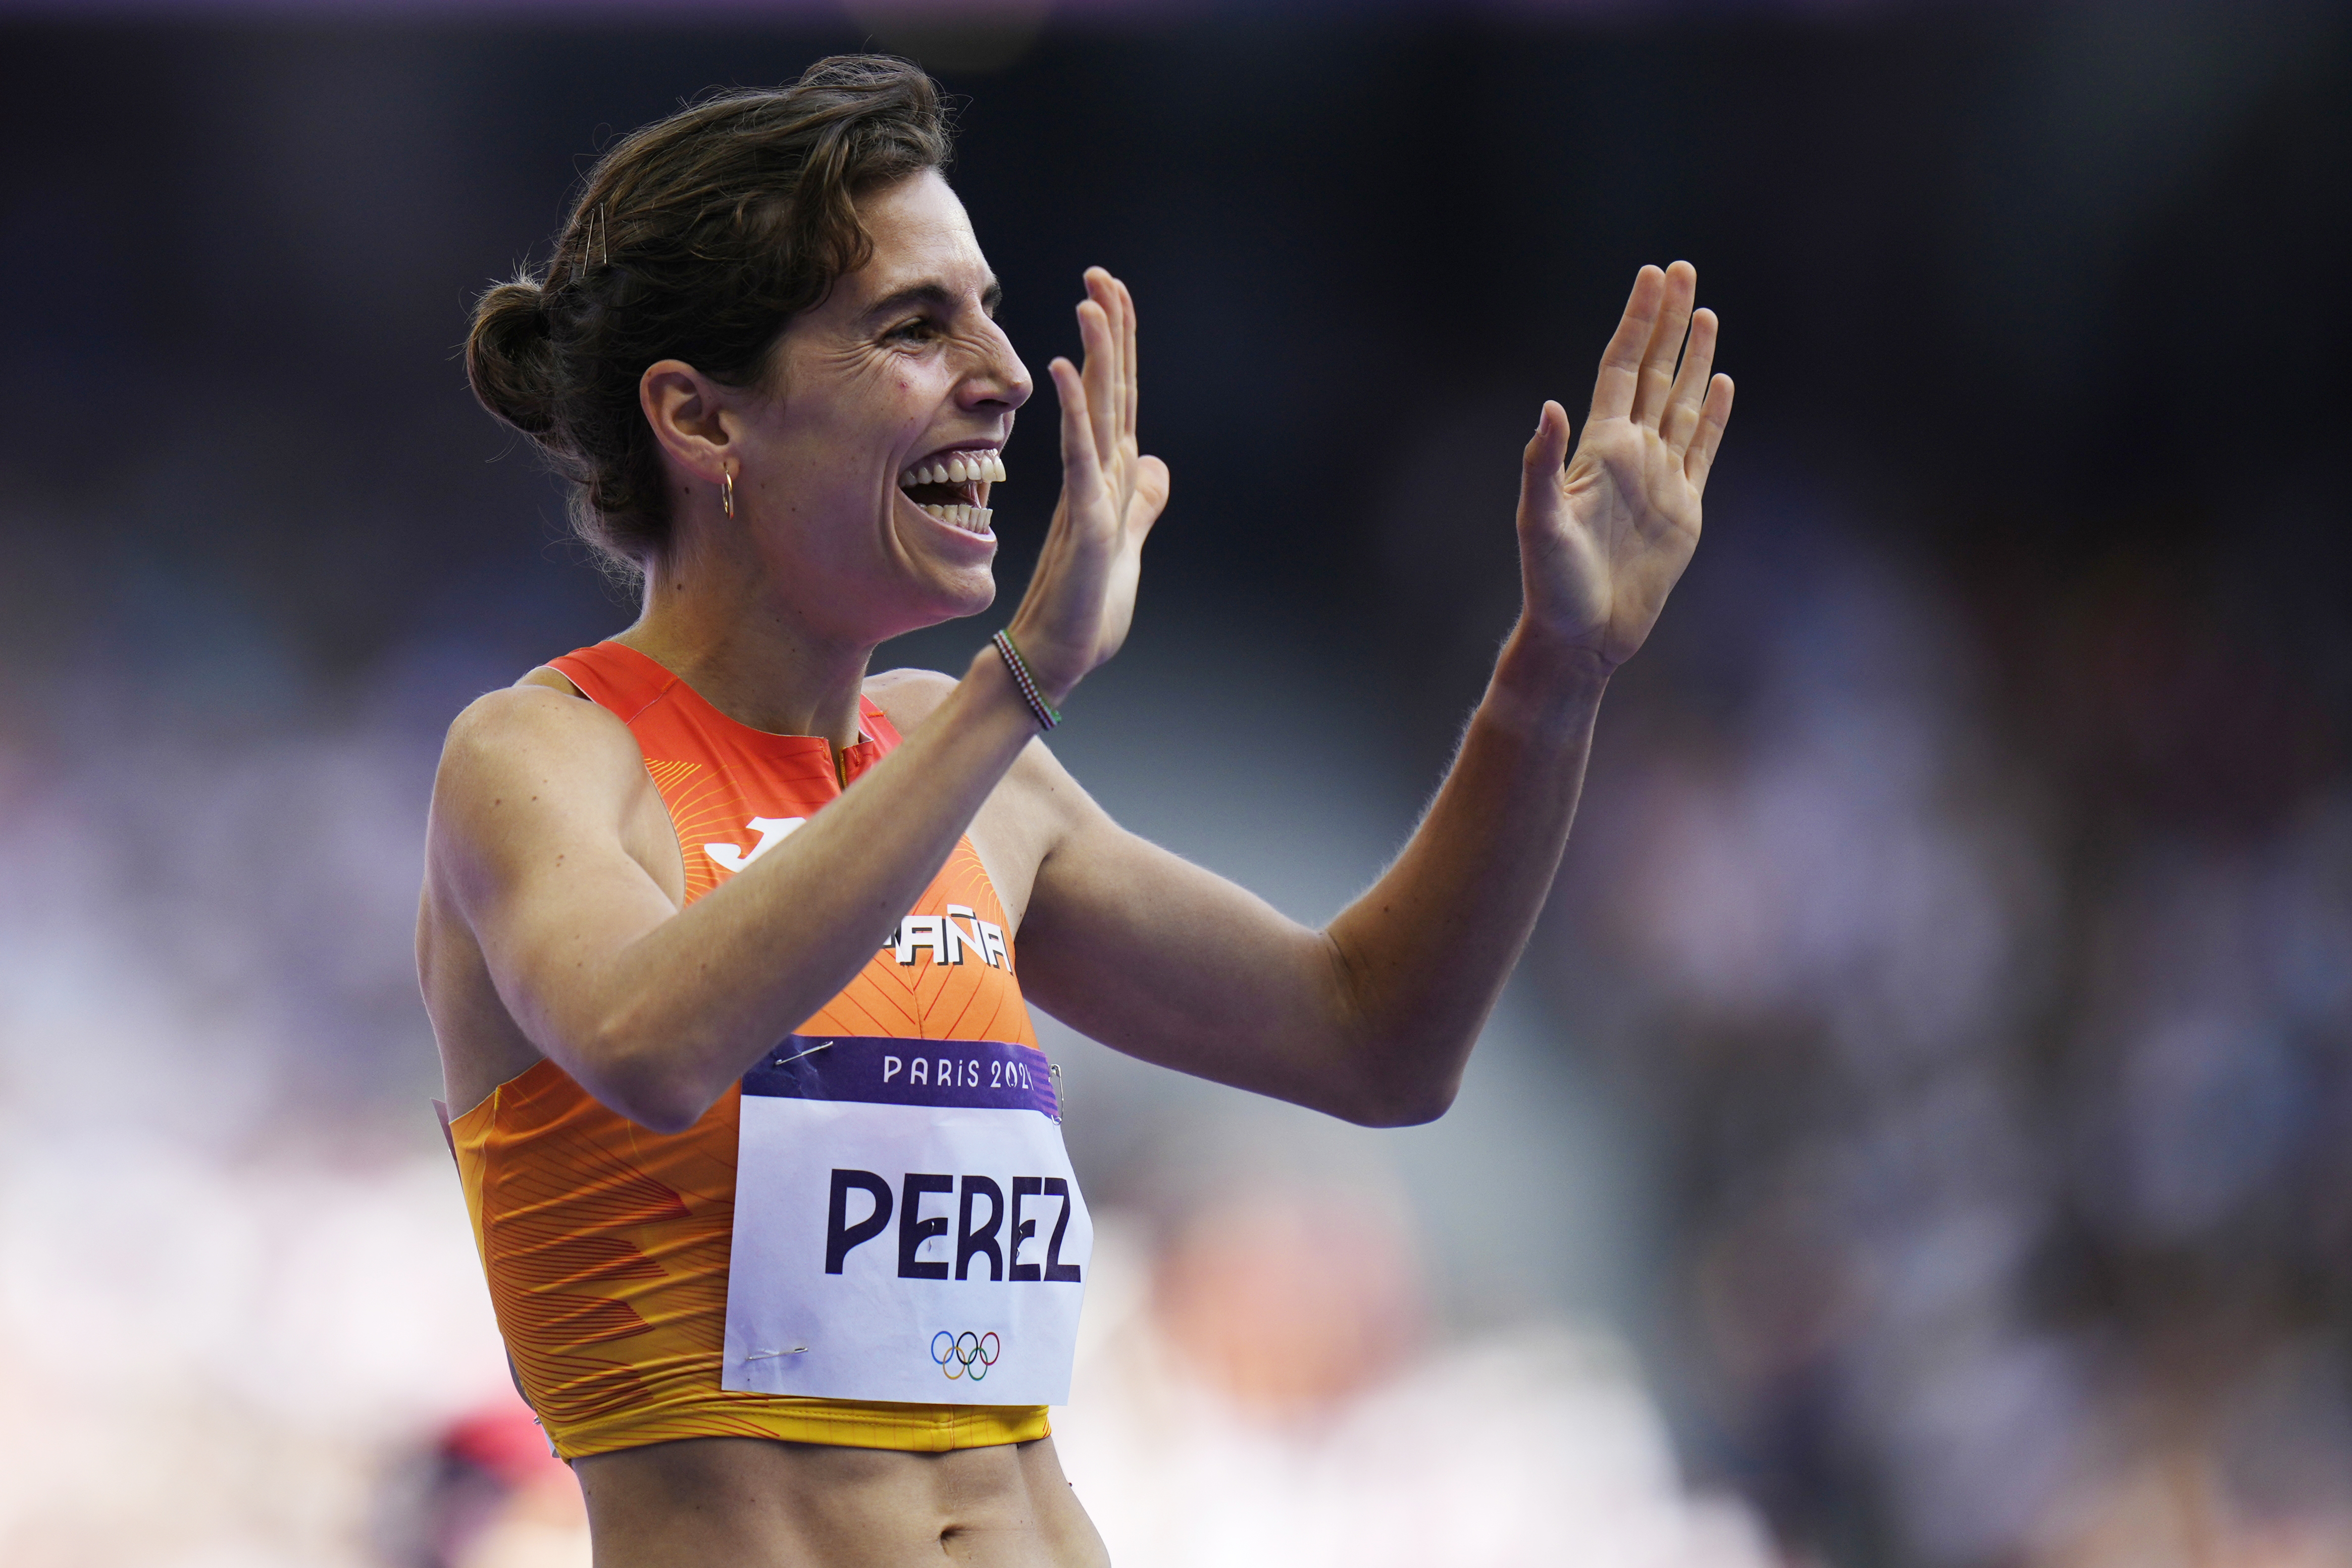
[991,630,1061,732]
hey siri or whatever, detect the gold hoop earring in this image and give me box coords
[722,470,735,519]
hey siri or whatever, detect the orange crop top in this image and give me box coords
[448,641,1050,1458]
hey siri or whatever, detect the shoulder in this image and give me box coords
[864,664,1079,792]
[441,677,637,774]
[865,662,1108,856]
[432,676,651,844]
[862,665,960,731]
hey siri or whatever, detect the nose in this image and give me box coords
[960,319,1032,415]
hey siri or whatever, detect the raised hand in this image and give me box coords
[1006,267,1171,702]
[1518,262,1733,672]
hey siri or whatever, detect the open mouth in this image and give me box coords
[898,448,1003,535]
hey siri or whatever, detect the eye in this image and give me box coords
[887,317,941,344]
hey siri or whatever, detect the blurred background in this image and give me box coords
[1,1,2346,1563]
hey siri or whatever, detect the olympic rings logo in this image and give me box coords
[931,1330,1002,1381]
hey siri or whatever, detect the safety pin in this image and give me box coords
[770,1039,834,1070]
[743,1346,810,1362]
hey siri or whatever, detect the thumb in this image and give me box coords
[1127,455,1171,539]
[1520,400,1571,501]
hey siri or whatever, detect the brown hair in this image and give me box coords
[466,56,952,577]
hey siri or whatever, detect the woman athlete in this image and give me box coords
[420,56,1731,1568]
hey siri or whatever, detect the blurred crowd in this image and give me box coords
[1539,512,2352,1565]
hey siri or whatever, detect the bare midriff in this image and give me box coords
[575,1435,1110,1568]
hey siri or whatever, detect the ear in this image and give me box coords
[639,359,738,484]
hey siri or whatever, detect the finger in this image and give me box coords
[1084,265,1120,354]
[1662,307,1719,458]
[1098,271,1133,460]
[1520,400,1573,515]
[1083,267,1122,412]
[1075,294,1117,471]
[1684,374,1735,496]
[1629,260,1697,432]
[1116,275,1139,447]
[1051,356,1105,504]
[1590,265,1665,424]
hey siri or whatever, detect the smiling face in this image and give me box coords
[722,169,1031,645]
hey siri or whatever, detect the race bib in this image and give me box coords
[722,1034,1091,1406]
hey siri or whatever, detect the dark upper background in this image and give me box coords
[10,4,2342,720]
[1,5,2346,1566]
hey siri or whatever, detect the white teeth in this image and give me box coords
[915,502,993,534]
[898,450,1006,493]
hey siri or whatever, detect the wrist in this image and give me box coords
[1484,623,1612,734]
[989,630,1063,733]
[958,640,1026,722]
[999,611,1085,707]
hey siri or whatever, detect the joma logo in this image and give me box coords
[705,817,805,873]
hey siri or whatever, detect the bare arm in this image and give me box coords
[1014,263,1734,1126]
[1014,636,1605,1127]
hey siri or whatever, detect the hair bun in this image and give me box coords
[465,278,560,437]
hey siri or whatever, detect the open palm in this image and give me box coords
[1008,267,1170,701]
[1520,262,1733,670]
